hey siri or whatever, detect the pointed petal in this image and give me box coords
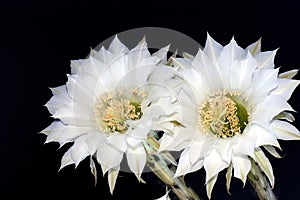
[100,163,110,176]
[175,149,192,177]
[232,155,251,185]
[152,44,170,64]
[258,95,295,119]
[107,133,128,152]
[85,132,107,155]
[97,143,123,168]
[251,123,281,148]
[204,33,223,61]
[229,52,257,91]
[218,38,246,68]
[128,37,151,68]
[213,139,232,163]
[263,145,282,158]
[46,86,71,115]
[108,167,120,194]
[271,120,300,140]
[226,164,233,194]
[250,68,279,104]
[204,150,229,183]
[255,49,278,69]
[108,35,129,54]
[59,149,75,171]
[69,138,90,167]
[90,156,98,186]
[279,69,298,79]
[206,175,218,199]
[192,49,223,91]
[254,148,275,187]
[126,144,147,181]
[246,37,261,55]
[272,79,299,100]
[232,127,256,158]
[274,111,295,122]
[93,46,114,64]
[182,52,194,60]
[172,57,192,70]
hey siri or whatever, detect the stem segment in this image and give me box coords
[144,131,201,200]
[247,159,277,200]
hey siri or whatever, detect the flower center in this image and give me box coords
[198,91,249,139]
[95,89,146,134]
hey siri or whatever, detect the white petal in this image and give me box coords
[93,46,114,65]
[107,133,128,152]
[217,38,246,70]
[274,111,295,122]
[250,68,279,104]
[251,123,281,148]
[69,137,91,167]
[263,145,282,158]
[279,69,298,79]
[256,95,294,120]
[97,143,123,168]
[52,102,92,126]
[182,52,194,61]
[229,52,257,91]
[70,59,82,74]
[232,127,256,158]
[66,75,94,104]
[172,57,192,70]
[272,79,299,100]
[189,138,216,164]
[159,131,192,152]
[41,121,91,147]
[254,49,278,69]
[226,164,233,194]
[97,54,129,92]
[46,86,71,115]
[178,68,210,102]
[59,149,75,170]
[85,132,107,155]
[75,57,105,80]
[192,49,223,91]
[204,149,229,183]
[246,37,261,56]
[206,175,218,199]
[254,148,275,187]
[152,44,170,64]
[271,120,300,140]
[174,149,192,177]
[215,139,233,163]
[148,65,176,84]
[128,37,151,68]
[108,35,129,54]
[232,155,251,185]
[126,144,147,181]
[204,33,223,61]
[90,156,97,186]
[108,167,120,194]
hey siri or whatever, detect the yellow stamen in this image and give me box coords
[198,91,249,138]
[95,89,146,134]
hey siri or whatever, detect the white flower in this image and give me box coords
[41,36,178,194]
[159,33,300,199]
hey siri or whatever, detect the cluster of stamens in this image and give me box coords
[95,89,146,134]
[199,90,249,139]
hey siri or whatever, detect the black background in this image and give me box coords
[1,0,300,200]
